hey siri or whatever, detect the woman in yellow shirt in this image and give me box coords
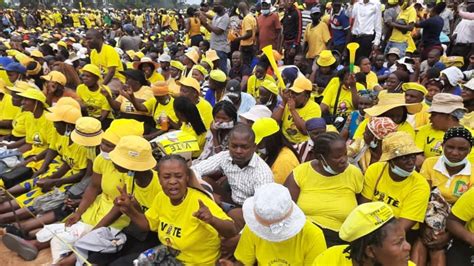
[116,155,237,265]
[133,57,165,84]
[360,132,431,243]
[402,82,430,130]
[246,63,276,99]
[284,132,364,247]
[252,118,300,184]
[185,7,203,47]
[356,57,379,90]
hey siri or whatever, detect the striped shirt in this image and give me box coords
[191,151,274,205]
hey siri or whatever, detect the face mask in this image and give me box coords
[261,9,270,15]
[213,120,235,130]
[127,170,135,177]
[320,155,339,175]
[369,140,378,149]
[64,126,72,137]
[441,155,467,167]
[100,151,111,160]
[390,163,414,177]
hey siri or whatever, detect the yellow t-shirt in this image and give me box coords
[170,16,179,31]
[247,74,276,99]
[70,13,81,27]
[389,5,417,43]
[415,124,445,158]
[271,146,300,184]
[313,245,417,266]
[196,98,213,129]
[116,86,154,115]
[55,136,88,173]
[145,188,232,265]
[235,220,327,265]
[354,119,415,140]
[12,111,29,137]
[241,14,257,47]
[362,162,430,226]
[143,96,178,130]
[322,77,364,116]
[135,14,144,28]
[282,101,321,144]
[408,103,430,130]
[76,84,113,119]
[461,111,474,129]
[0,93,21,135]
[125,171,162,213]
[24,112,55,156]
[293,162,364,231]
[90,44,125,83]
[148,71,165,83]
[304,22,331,59]
[451,188,474,233]
[420,156,474,204]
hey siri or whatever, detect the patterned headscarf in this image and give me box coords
[443,126,474,146]
[367,117,398,140]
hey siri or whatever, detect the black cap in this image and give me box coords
[120,69,149,86]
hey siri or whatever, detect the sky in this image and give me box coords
[185,0,202,5]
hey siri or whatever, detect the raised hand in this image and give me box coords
[193,199,214,224]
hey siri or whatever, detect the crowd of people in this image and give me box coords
[0,0,472,265]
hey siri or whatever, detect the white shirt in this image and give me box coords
[191,151,274,205]
[453,19,474,44]
[351,0,382,46]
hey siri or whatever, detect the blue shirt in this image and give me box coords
[330,11,350,46]
[418,15,444,48]
[372,66,390,77]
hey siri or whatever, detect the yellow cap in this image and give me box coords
[103,119,144,145]
[41,71,67,86]
[45,104,82,124]
[178,77,201,93]
[109,135,157,171]
[210,69,226,82]
[289,76,312,93]
[80,64,102,79]
[260,79,279,95]
[71,117,103,147]
[402,82,428,96]
[49,97,81,111]
[380,131,423,161]
[126,50,136,59]
[17,88,47,106]
[57,41,67,49]
[205,49,220,61]
[339,202,394,242]
[170,60,186,71]
[252,117,280,144]
[192,65,208,77]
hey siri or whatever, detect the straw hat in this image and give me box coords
[364,93,422,117]
[252,118,280,144]
[178,77,201,93]
[150,81,169,96]
[71,117,103,147]
[339,202,394,242]
[17,88,47,106]
[45,104,82,124]
[133,57,159,71]
[380,131,422,161]
[41,71,67,86]
[428,93,466,114]
[205,49,219,62]
[109,135,157,171]
[316,50,336,67]
[103,119,144,145]
[242,183,306,242]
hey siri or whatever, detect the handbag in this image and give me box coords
[323,82,347,130]
[32,188,67,214]
[1,166,33,189]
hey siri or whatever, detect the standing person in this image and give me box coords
[235,1,257,67]
[385,0,417,58]
[383,0,401,46]
[199,0,230,74]
[185,7,203,47]
[451,4,474,65]
[281,0,303,65]
[350,0,382,61]
[415,2,444,60]
[256,0,282,52]
[330,0,351,54]
[303,6,331,61]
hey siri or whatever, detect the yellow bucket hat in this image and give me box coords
[252,117,280,144]
[103,119,144,145]
[109,135,157,171]
[80,64,102,79]
[17,88,47,106]
[209,69,226,82]
[200,58,214,69]
[6,81,37,93]
[45,104,82,124]
[178,77,201,93]
[317,50,336,67]
[41,71,67,86]
[364,93,423,117]
[71,117,103,147]
[185,49,200,65]
[260,79,279,95]
[339,202,394,242]
[170,60,186,72]
[289,76,313,93]
[380,131,422,161]
[50,97,81,111]
[401,82,427,96]
[205,49,220,62]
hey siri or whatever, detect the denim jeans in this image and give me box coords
[384,41,408,58]
[216,50,228,74]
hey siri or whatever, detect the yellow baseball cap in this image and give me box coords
[109,135,157,171]
[103,119,144,145]
[339,202,394,242]
[71,117,103,147]
[260,79,279,95]
[45,104,82,124]
[210,69,226,82]
[30,50,44,58]
[289,76,312,93]
[57,41,67,49]
[80,64,102,79]
[170,60,185,71]
[41,71,67,86]
[252,117,280,144]
[401,82,428,96]
[17,88,47,106]
[178,77,201,93]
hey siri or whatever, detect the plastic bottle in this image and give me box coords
[160,111,169,131]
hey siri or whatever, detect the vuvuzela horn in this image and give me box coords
[262,45,285,89]
[346,42,360,73]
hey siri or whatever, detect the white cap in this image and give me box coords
[441,66,464,87]
[159,53,171,62]
[240,105,272,122]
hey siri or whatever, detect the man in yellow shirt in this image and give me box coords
[273,76,321,144]
[303,6,331,60]
[179,77,213,129]
[385,0,417,57]
[234,2,256,67]
[85,29,125,94]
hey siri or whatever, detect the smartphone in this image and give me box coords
[405,57,415,64]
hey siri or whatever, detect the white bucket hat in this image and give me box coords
[239,105,272,122]
[441,66,464,87]
[242,183,306,242]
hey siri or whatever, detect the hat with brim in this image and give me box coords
[45,104,82,124]
[71,117,103,147]
[364,93,422,117]
[428,92,466,114]
[242,183,306,242]
[240,105,272,122]
[252,117,280,144]
[150,81,169,96]
[379,131,422,161]
[260,79,279,95]
[120,69,148,86]
[205,49,220,62]
[17,88,48,107]
[185,49,200,65]
[41,71,67,86]
[103,119,144,145]
[317,50,336,67]
[109,135,157,171]
[7,81,37,93]
[177,77,201,93]
[289,76,313,94]
[133,57,159,71]
[463,79,474,91]
[386,47,401,59]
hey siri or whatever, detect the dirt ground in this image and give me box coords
[0,239,52,265]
